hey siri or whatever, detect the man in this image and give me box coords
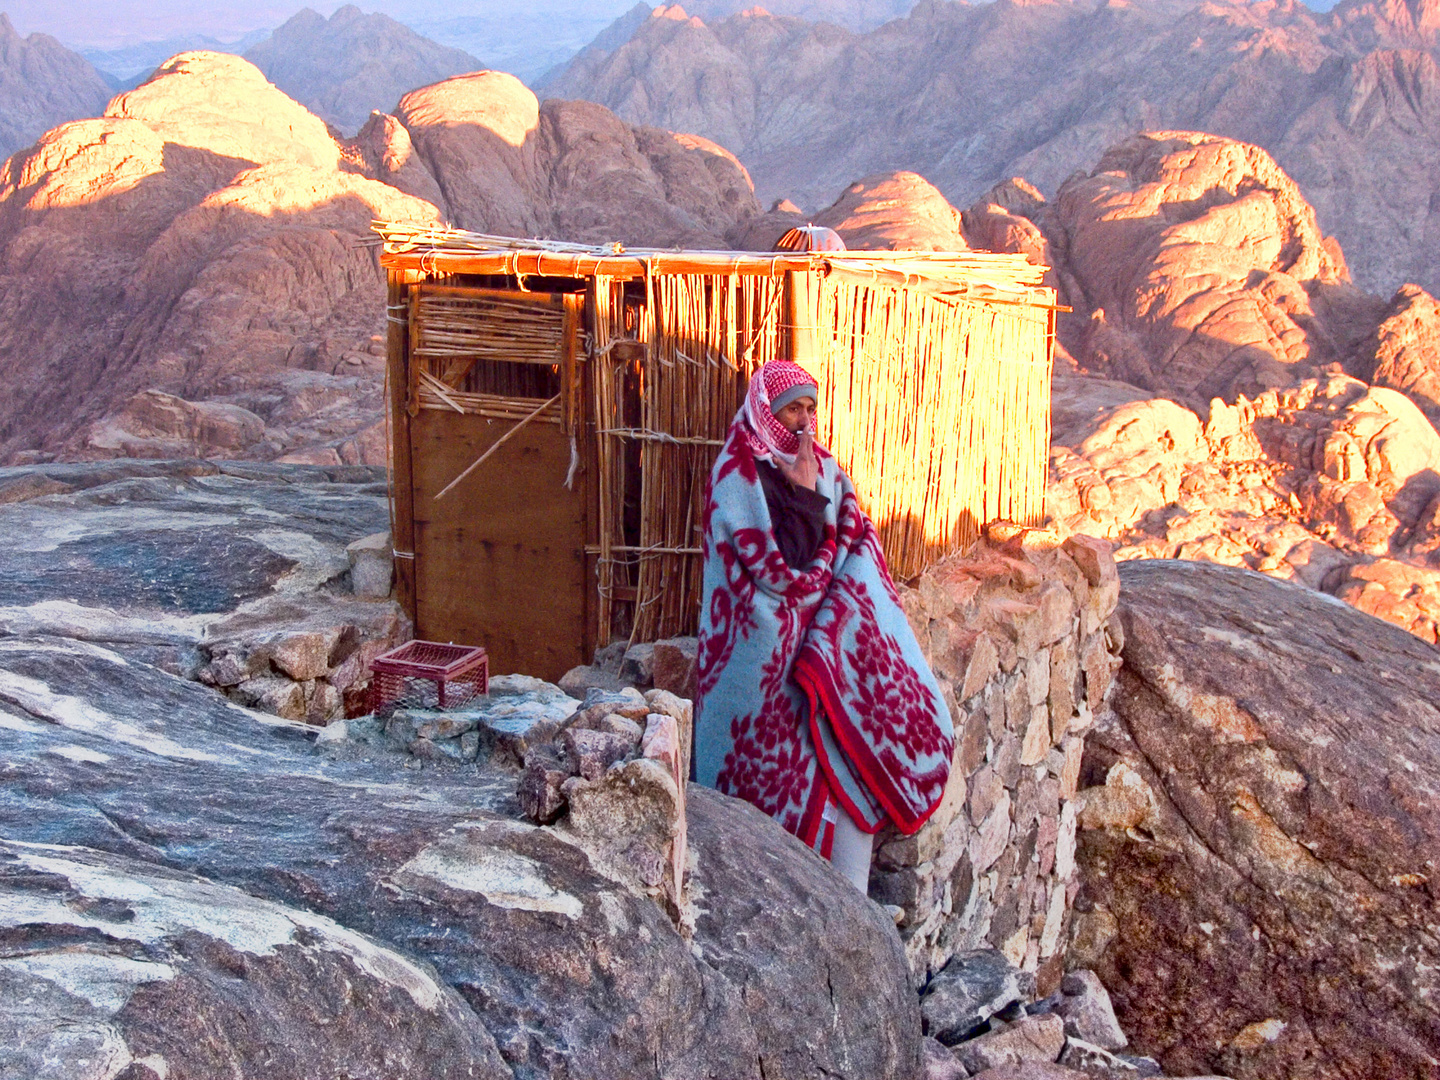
[695,359,954,892]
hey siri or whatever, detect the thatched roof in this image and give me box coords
[372,222,1057,309]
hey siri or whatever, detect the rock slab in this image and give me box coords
[1074,559,1440,1079]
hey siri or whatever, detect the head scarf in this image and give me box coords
[740,360,820,464]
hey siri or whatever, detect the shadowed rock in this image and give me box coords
[1074,559,1440,1079]
[0,13,111,161]
[0,465,920,1079]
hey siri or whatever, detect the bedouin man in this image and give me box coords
[694,358,954,892]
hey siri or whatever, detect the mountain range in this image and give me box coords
[543,0,1440,297]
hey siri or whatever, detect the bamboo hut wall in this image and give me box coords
[386,255,1054,652]
[808,276,1053,580]
[586,268,1051,642]
[591,271,787,643]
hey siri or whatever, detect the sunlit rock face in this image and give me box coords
[0,53,760,467]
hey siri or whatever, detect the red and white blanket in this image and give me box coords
[694,401,954,853]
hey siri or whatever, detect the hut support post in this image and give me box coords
[386,271,418,621]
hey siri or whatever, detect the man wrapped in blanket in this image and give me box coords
[695,359,954,893]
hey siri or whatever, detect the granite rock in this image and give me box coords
[1076,559,1440,1079]
[922,948,1035,1045]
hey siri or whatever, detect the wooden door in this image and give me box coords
[410,407,586,681]
[405,285,589,682]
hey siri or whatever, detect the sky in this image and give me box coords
[5,1,640,50]
[5,0,1341,64]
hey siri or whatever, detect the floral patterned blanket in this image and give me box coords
[694,415,954,854]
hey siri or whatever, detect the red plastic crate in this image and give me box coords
[367,640,489,714]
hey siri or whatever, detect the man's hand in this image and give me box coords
[779,430,819,490]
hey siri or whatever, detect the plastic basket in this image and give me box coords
[367,640,489,715]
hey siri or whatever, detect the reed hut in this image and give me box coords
[374,223,1059,681]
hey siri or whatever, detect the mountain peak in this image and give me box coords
[244,9,481,136]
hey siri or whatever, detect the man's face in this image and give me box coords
[774,396,816,434]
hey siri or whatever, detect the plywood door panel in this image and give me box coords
[410,408,587,682]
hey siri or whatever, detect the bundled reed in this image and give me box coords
[809,276,1052,579]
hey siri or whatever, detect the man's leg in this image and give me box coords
[829,807,874,894]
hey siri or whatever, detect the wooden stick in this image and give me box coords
[418,371,466,414]
[433,393,561,502]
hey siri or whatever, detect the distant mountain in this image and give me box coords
[683,0,916,29]
[82,29,270,86]
[543,0,1440,297]
[244,6,482,135]
[0,12,112,161]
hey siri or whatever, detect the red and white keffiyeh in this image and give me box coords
[740,360,818,464]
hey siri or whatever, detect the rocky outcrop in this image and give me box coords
[0,53,763,466]
[390,71,761,246]
[246,5,481,136]
[1361,282,1440,427]
[1051,132,1356,405]
[0,457,923,1079]
[0,52,440,466]
[1073,559,1440,1079]
[544,0,1440,297]
[0,13,111,161]
[0,460,405,721]
[1047,372,1440,645]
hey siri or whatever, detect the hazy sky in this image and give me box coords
[5,1,639,50]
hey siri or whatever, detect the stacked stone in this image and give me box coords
[198,606,408,723]
[197,530,406,724]
[330,674,582,763]
[874,528,1122,989]
[519,686,695,924]
[559,636,699,700]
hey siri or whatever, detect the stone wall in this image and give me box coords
[879,529,1122,990]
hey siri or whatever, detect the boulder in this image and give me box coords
[922,948,1034,1045]
[1055,970,1127,1051]
[954,1014,1066,1075]
[0,623,925,1080]
[650,636,699,698]
[687,789,924,1079]
[1074,559,1440,1079]
[812,171,969,251]
[922,1036,969,1080]
[347,531,394,598]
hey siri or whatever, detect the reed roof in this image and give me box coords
[372,221,1058,310]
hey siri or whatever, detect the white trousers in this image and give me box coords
[829,806,874,895]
